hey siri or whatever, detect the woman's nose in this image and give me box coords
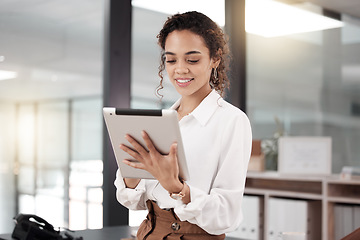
[175,62,189,74]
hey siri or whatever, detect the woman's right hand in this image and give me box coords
[120,131,183,194]
[124,178,141,189]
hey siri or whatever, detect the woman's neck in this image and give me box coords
[177,89,212,120]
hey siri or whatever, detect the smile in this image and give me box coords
[176,78,193,83]
[175,78,193,87]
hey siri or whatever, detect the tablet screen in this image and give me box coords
[103,108,189,180]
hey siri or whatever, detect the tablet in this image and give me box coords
[103,107,189,180]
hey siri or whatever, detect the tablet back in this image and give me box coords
[103,108,189,180]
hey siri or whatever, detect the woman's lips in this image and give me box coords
[175,78,193,87]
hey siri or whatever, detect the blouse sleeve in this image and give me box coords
[174,113,252,235]
[114,169,147,210]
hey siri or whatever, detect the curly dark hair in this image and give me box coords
[156,11,230,98]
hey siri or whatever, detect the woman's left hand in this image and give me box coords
[120,130,183,193]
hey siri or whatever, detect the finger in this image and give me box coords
[123,159,145,169]
[125,134,149,156]
[169,142,177,158]
[119,144,142,161]
[141,131,158,154]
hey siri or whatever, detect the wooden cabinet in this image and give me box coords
[244,172,360,240]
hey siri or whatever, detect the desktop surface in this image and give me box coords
[0,225,244,240]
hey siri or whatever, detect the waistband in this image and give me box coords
[137,200,225,240]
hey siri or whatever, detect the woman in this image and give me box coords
[115,11,252,240]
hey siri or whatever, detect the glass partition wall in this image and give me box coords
[0,0,104,233]
[247,13,360,173]
[131,7,181,110]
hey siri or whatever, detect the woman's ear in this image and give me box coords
[212,58,221,69]
[211,48,222,68]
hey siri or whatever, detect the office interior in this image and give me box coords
[0,0,359,239]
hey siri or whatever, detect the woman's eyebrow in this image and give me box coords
[185,51,201,55]
[164,51,175,56]
[164,51,202,56]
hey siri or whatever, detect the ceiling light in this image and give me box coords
[245,0,344,37]
[131,0,225,26]
[0,70,18,81]
[131,0,343,38]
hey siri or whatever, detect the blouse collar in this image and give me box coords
[170,90,222,126]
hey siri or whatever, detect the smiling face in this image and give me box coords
[164,30,218,99]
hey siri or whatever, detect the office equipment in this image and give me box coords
[340,166,360,180]
[103,108,189,180]
[267,198,320,240]
[354,206,360,229]
[227,195,263,240]
[244,172,360,240]
[278,136,332,175]
[279,232,306,240]
[11,214,82,240]
[334,204,360,239]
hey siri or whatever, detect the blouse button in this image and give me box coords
[171,222,180,231]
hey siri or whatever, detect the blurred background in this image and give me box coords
[0,0,359,234]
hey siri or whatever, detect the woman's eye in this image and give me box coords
[187,59,199,63]
[166,60,176,63]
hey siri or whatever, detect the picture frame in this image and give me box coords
[278,136,332,175]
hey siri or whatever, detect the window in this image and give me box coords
[0,0,104,233]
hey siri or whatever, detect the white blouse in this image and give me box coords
[114,90,252,235]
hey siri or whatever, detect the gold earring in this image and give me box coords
[213,68,218,81]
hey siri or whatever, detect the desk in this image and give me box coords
[0,226,134,240]
[0,226,244,240]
